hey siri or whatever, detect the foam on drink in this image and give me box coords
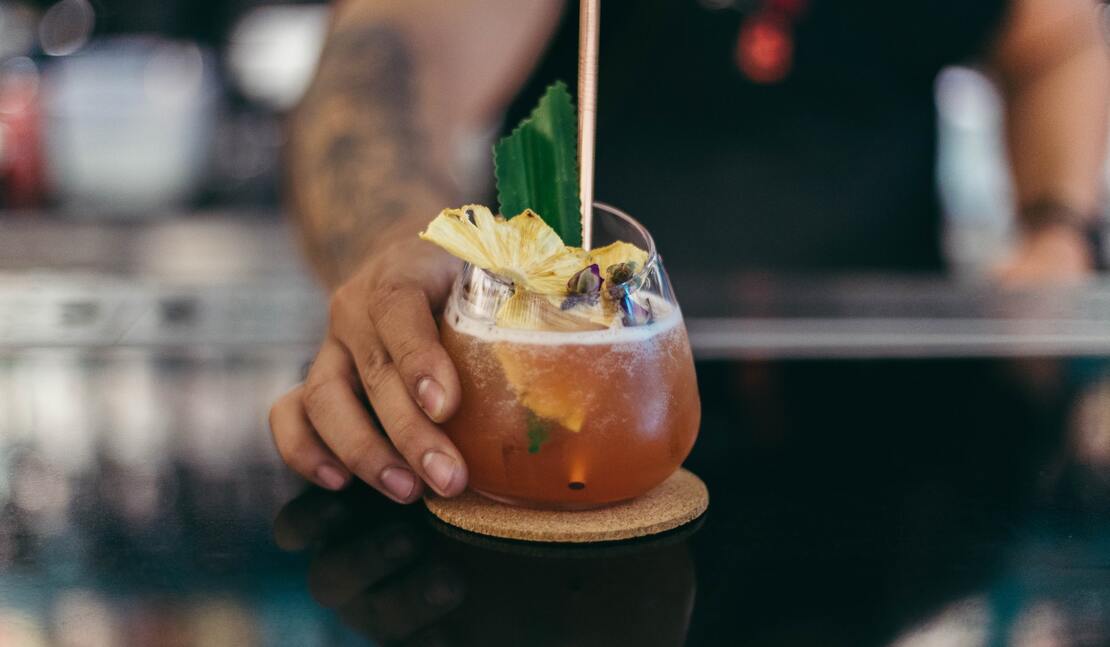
[442,294,682,347]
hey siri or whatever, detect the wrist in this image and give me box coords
[1023,223,1096,270]
[345,201,454,279]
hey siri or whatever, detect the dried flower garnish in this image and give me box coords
[561,264,603,310]
[607,261,637,285]
[586,241,649,278]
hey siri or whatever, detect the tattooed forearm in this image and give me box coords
[288,22,456,285]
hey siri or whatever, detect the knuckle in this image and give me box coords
[369,282,418,314]
[268,425,299,464]
[359,344,395,393]
[328,283,361,323]
[327,293,345,324]
[282,426,315,456]
[302,378,336,419]
[274,437,304,467]
[267,391,297,439]
[386,416,428,457]
[391,336,438,376]
[343,437,385,478]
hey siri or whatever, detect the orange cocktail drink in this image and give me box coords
[430,203,700,509]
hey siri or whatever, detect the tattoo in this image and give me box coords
[289,24,453,284]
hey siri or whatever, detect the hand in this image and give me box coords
[269,236,467,503]
[993,224,1095,286]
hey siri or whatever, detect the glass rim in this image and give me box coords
[592,202,659,284]
[455,202,675,333]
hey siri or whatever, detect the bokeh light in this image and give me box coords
[227,5,329,110]
[38,0,94,57]
[143,41,205,107]
[0,3,38,60]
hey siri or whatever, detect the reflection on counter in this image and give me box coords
[274,485,697,646]
[688,357,1110,646]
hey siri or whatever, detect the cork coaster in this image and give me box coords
[424,468,708,544]
[429,509,706,558]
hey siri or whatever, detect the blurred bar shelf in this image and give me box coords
[677,273,1110,359]
[4,213,1110,358]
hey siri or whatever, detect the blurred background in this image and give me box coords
[0,0,328,300]
[0,1,1104,272]
[0,0,1104,261]
[0,0,326,216]
[0,3,334,644]
[1,1,1110,645]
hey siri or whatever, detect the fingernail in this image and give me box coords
[422,451,459,494]
[316,464,348,490]
[417,377,445,420]
[380,467,417,502]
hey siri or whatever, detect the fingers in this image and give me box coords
[367,284,462,423]
[331,282,461,424]
[347,328,468,497]
[269,385,351,491]
[304,339,425,504]
[328,282,468,497]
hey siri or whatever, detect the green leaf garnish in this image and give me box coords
[526,412,551,454]
[494,81,582,247]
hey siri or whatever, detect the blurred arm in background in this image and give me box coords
[286,0,559,286]
[991,0,1110,282]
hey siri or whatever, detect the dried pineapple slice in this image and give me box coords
[494,342,588,432]
[419,205,583,294]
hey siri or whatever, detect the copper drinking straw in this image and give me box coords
[578,0,600,250]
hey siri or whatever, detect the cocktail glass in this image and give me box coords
[441,203,700,509]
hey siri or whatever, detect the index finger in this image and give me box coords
[336,283,461,424]
[373,284,462,423]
